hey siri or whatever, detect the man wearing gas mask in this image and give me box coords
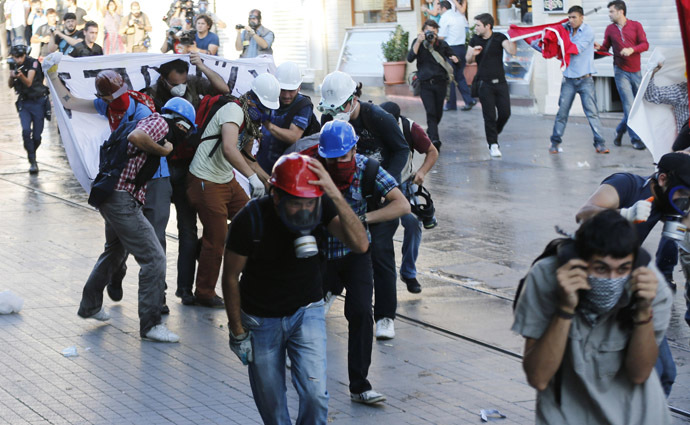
[513,210,672,424]
[234,9,274,59]
[222,153,369,424]
[317,120,410,405]
[186,73,279,308]
[576,151,690,397]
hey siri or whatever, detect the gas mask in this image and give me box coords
[334,100,358,122]
[169,83,187,97]
[659,185,690,241]
[277,194,323,258]
[578,275,630,318]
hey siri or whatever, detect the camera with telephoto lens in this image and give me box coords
[424,30,436,42]
[178,29,197,46]
[235,24,245,29]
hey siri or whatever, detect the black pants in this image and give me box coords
[478,80,511,146]
[420,78,448,142]
[370,218,400,321]
[325,252,374,394]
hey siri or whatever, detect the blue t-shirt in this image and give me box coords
[602,173,660,241]
[257,94,312,173]
[94,96,169,179]
[195,32,219,53]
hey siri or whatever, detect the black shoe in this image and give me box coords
[107,281,123,302]
[161,304,170,315]
[443,105,456,111]
[461,100,477,111]
[195,295,225,308]
[613,132,623,146]
[423,216,438,229]
[432,140,442,152]
[402,276,422,294]
[175,289,195,305]
[29,161,38,174]
[631,139,646,150]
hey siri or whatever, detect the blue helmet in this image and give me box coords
[318,120,359,158]
[162,97,198,134]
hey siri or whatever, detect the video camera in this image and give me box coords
[178,29,197,46]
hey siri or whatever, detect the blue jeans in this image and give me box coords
[446,44,474,107]
[243,301,328,425]
[18,97,47,162]
[613,66,642,141]
[550,76,606,146]
[654,336,677,398]
[400,181,422,279]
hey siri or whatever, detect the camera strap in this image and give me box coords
[475,35,494,80]
[423,41,455,84]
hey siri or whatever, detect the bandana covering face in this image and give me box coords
[326,156,356,191]
[578,275,630,323]
[106,94,131,131]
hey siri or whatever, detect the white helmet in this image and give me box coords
[251,73,280,110]
[275,61,302,90]
[318,71,356,113]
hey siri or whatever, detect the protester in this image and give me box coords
[513,210,672,424]
[380,101,439,294]
[438,1,475,112]
[467,13,517,158]
[102,0,124,55]
[318,120,409,403]
[8,43,48,174]
[69,20,102,56]
[594,0,649,150]
[235,9,274,58]
[319,71,410,340]
[257,61,315,174]
[31,8,58,60]
[548,6,608,155]
[575,152,690,397]
[192,14,218,55]
[119,1,151,53]
[407,19,458,152]
[48,12,83,55]
[644,62,690,151]
[222,153,368,423]
[186,73,279,308]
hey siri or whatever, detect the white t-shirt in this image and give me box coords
[438,10,467,46]
[189,102,245,184]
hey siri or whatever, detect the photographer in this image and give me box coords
[8,43,48,174]
[407,19,458,152]
[119,2,151,53]
[191,14,218,55]
[31,8,58,60]
[235,9,274,58]
[169,0,195,29]
[161,17,194,54]
[47,12,83,55]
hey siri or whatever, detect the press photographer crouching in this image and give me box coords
[161,18,196,54]
[8,43,49,174]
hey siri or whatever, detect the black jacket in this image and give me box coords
[407,38,454,82]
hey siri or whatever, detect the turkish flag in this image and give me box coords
[677,0,690,112]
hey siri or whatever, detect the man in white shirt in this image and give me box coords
[438,0,476,111]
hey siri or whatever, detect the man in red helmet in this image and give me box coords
[221,153,369,424]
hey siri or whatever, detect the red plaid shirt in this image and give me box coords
[114,113,169,204]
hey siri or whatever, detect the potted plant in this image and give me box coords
[381,25,409,85]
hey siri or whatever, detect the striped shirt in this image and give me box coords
[644,76,690,133]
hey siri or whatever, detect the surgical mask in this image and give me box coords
[169,83,187,97]
[578,275,630,317]
[334,100,358,122]
[326,157,356,191]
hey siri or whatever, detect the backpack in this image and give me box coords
[283,95,321,138]
[169,94,244,163]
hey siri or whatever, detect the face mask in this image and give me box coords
[333,100,358,122]
[578,275,629,317]
[169,83,187,97]
[326,156,356,191]
[106,94,131,130]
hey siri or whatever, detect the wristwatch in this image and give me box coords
[358,214,367,226]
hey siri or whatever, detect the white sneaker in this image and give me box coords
[324,291,337,316]
[489,144,502,157]
[351,389,387,404]
[375,318,395,340]
[143,324,180,343]
[86,307,110,321]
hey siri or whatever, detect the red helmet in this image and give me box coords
[95,70,126,98]
[269,153,324,198]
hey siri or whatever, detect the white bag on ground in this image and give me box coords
[0,291,24,314]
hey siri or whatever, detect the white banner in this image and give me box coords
[628,48,687,163]
[45,53,276,193]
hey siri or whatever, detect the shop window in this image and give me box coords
[354,0,398,23]
[495,0,532,26]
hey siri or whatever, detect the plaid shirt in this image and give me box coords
[114,113,169,204]
[327,154,398,259]
[644,76,690,134]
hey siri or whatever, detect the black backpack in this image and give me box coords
[284,95,321,138]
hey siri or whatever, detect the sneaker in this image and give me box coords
[195,295,224,308]
[489,144,502,157]
[613,131,624,146]
[107,280,123,302]
[402,276,422,294]
[375,318,395,340]
[84,307,110,321]
[175,289,195,305]
[461,100,477,111]
[143,324,180,343]
[324,291,337,316]
[351,389,386,405]
[549,142,563,154]
[594,142,610,154]
[631,139,646,150]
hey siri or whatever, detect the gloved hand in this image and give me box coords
[248,173,265,198]
[620,199,652,223]
[229,329,253,365]
[42,51,63,74]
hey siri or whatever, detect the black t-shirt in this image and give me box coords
[406,38,454,82]
[602,173,661,241]
[468,32,508,82]
[56,29,84,55]
[226,195,337,317]
[69,41,103,57]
